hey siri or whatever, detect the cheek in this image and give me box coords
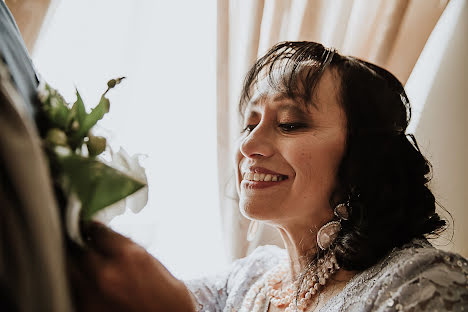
[291,138,345,198]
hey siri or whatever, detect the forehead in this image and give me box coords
[245,92,308,116]
[244,69,340,115]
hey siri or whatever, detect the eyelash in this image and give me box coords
[241,123,306,134]
[279,123,306,132]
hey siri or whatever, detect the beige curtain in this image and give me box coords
[406,0,468,258]
[217,0,448,260]
[5,0,54,53]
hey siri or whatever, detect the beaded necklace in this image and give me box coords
[240,252,340,312]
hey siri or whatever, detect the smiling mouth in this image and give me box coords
[242,172,288,182]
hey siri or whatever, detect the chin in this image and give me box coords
[239,200,276,221]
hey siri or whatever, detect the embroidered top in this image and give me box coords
[184,239,468,311]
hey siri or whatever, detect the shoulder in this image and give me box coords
[387,242,468,311]
[348,239,468,311]
[183,245,286,311]
[228,244,286,289]
[224,245,286,309]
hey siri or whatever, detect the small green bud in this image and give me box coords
[107,79,117,88]
[46,128,68,146]
[71,120,80,131]
[87,135,107,156]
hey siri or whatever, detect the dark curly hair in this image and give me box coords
[239,41,446,271]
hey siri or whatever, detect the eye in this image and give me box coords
[279,123,306,132]
[241,124,257,134]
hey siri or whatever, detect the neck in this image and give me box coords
[260,222,357,312]
[277,226,318,281]
[275,222,356,284]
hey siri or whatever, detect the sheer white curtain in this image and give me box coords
[33,0,226,279]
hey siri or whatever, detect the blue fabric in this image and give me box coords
[0,1,39,119]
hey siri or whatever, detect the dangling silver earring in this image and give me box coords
[247,220,259,242]
[317,203,350,250]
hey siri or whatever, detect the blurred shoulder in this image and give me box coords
[230,244,287,282]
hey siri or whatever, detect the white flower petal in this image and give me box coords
[94,147,148,222]
[126,185,148,214]
[111,147,132,172]
[110,148,147,182]
[66,192,84,246]
[92,199,126,224]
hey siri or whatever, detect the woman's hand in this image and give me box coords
[68,222,195,312]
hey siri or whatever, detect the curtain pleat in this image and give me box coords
[406,0,468,258]
[386,0,449,84]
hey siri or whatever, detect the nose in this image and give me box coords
[239,122,275,159]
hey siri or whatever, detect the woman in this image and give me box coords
[71,42,468,311]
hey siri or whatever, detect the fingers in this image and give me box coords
[82,221,132,257]
[67,244,103,285]
[67,248,102,312]
[66,227,196,312]
[67,243,120,312]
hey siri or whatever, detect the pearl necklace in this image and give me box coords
[240,252,340,312]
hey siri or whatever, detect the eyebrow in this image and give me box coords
[247,94,309,116]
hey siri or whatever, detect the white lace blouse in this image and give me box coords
[184,239,468,311]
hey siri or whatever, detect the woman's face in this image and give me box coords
[235,69,347,228]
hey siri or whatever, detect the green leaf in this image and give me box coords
[85,95,110,128]
[70,95,110,143]
[69,90,87,126]
[67,91,88,148]
[57,154,145,221]
[44,91,70,129]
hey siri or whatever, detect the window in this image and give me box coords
[33,0,226,279]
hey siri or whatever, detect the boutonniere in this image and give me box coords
[37,77,148,245]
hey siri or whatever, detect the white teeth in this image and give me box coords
[242,172,286,182]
